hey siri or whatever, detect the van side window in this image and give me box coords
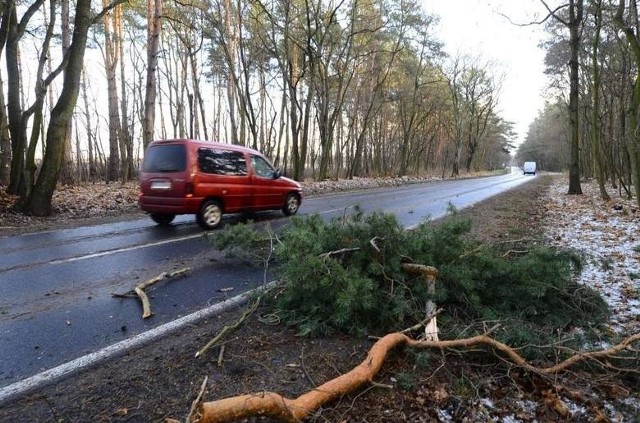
[198,148,247,176]
[251,155,276,178]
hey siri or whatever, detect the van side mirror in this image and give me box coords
[274,169,282,179]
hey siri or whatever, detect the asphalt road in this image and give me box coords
[0,169,534,389]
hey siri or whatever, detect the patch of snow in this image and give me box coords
[436,407,453,422]
[544,180,640,335]
[563,397,588,418]
[479,397,495,409]
[501,415,531,423]
[515,399,538,414]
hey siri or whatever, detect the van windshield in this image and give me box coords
[143,144,187,173]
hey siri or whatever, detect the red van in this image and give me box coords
[138,139,303,230]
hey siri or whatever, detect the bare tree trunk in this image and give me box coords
[6,3,27,196]
[116,4,134,180]
[81,69,96,180]
[26,0,111,215]
[5,0,50,198]
[614,0,640,206]
[567,0,583,194]
[0,4,9,186]
[0,71,10,186]
[58,0,76,186]
[590,0,609,200]
[143,0,162,148]
[103,0,121,182]
[225,0,239,145]
[75,122,82,180]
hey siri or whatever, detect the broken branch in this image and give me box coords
[195,331,640,423]
[115,267,191,319]
[195,297,261,358]
[318,247,361,260]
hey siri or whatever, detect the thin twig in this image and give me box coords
[186,376,208,423]
[400,308,443,334]
[217,345,225,367]
[195,297,261,358]
[319,247,361,260]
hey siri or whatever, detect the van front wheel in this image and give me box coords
[283,193,300,216]
[198,200,223,230]
[150,213,175,226]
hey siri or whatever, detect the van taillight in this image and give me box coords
[185,182,194,198]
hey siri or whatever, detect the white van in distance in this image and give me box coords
[523,161,537,175]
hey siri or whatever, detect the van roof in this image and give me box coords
[148,139,262,156]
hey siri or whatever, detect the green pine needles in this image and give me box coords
[209,208,609,348]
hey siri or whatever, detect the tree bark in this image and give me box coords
[567,0,583,194]
[143,0,162,148]
[0,8,10,186]
[26,0,93,216]
[195,331,640,423]
[0,72,10,186]
[614,0,640,207]
[6,4,26,196]
[81,69,97,179]
[590,0,609,200]
[103,0,121,182]
[58,0,76,186]
[116,4,134,181]
[5,0,47,197]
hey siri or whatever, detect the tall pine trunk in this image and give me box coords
[567,0,583,194]
[590,0,609,200]
[103,0,121,182]
[58,0,76,185]
[614,0,640,206]
[143,0,161,148]
[0,72,10,186]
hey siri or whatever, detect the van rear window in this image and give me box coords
[198,148,247,176]
[143,144,187,172]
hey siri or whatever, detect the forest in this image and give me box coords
[0,0,639,216]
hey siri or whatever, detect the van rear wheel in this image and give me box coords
[150,213,175,226]
[283,193,300,216]
[198,200,223,230]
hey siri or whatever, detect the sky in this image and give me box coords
[424,0,551,148]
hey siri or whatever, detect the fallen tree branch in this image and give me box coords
[113,268,191,319]
[501,249,529,258]
[458,237,533,260]
[134,286,152,319]
[217,345,225,367]
[400,308,442,334]
[195,297,261,358]
[319,247,361,260]
[194,331,640,423]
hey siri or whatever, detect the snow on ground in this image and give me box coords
[543,178,640,336]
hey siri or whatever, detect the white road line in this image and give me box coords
[0,289,255,405]
[49,234,204,264]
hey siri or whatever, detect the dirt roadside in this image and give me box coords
[1,175,638,423]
